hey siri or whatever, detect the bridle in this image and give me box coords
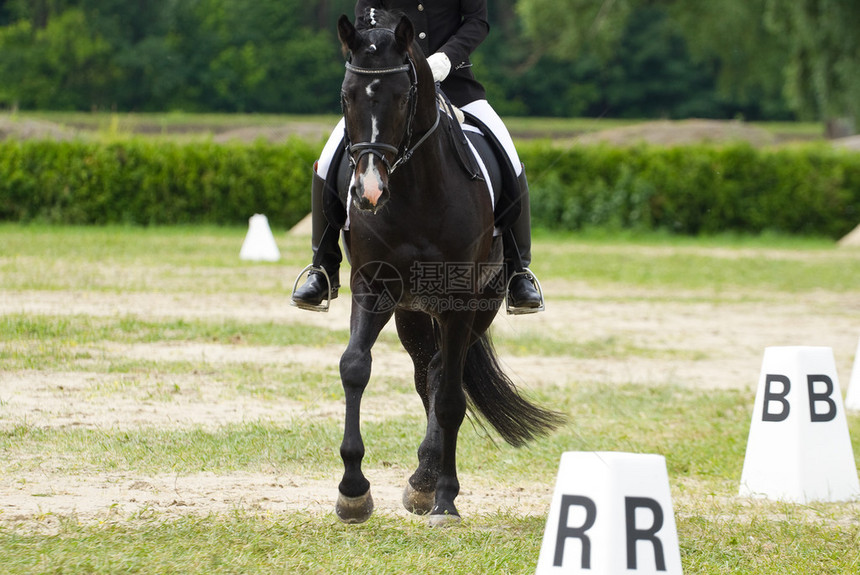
[342,52,440,174]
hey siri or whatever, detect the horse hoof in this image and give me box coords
[428,511,462,528]
[402,483,435,515]
[336,490,374,524]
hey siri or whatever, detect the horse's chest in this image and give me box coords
[351,214,484,257]
[348,209,494,312]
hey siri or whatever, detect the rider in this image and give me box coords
[291,0,543,313]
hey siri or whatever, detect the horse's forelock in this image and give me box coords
[356,8,403,32]
[351,9,418,66]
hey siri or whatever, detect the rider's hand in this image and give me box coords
[427,52,451,83]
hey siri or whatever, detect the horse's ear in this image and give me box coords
[338,14,359,56]
[394,15,414,54]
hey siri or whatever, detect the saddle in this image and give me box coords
[322,90,522,234]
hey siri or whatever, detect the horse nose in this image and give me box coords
[354,157,389,211]
[362,175,385,206]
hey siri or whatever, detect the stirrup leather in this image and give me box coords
[505,267,545,315]
[290,264,336,313]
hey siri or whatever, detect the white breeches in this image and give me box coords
[460,100,522,176]
[316,99,521,177]
[316,117,346,176]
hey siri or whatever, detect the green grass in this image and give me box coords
[0,314,349,348]
[538,249,860,293]
[1,382,858,573]
[528,229,860,294]
[495,330,705,359]
[4,223,859,296]
[0,513,547,575]
[2,223,860,573]
[4,381,856,489]
[0,509,857,574]
[5,111,825,144]
[4,110,339,140]
[678,509,860,574]
[0,312,691,369]
[0,314,352,375]
[0,224,307,293]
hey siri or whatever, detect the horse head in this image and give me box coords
[337,13,429,214]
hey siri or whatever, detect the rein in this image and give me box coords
[343,57,440,174]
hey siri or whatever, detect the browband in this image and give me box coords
[345,62,411,76]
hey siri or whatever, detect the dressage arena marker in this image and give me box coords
[239,213,281,262]
[536,452,683,574]
[739,346,860,503]
[845,337,860,411]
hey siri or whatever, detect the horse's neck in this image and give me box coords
[390,102,447,203]
[417,87,439,129]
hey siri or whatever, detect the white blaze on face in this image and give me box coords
[366,81,379,102]
[370,116,380,143]
[357,79,385,206]
[353,78,387,207]
[366,81,381,142]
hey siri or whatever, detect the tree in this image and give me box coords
[168,0,345,113]
[516,0,635,61]
[0,1,12,25]
[765,0,860,135]
[596,7,723,119]
[0,0,351,112]
[505,1,788,119]
[0,8,116,109]
[1,0,76,28]
[664,0,790,120]
[516,0,858,132]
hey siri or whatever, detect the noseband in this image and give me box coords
[343,55,440,174]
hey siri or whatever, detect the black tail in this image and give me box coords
[462,333,566,447]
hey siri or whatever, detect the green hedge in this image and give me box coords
[0,139,318,228]
[521,142,860,238]
[2,138,859,238]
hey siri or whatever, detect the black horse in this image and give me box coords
[332,12,564,526]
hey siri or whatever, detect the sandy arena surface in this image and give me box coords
[2,267,860,529]
[2,116,859,531]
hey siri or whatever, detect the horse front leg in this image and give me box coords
[394,309,440,515]
[427,311,474,526]
[405,295,501,517]
[403,351,442,515]
[336,304,394,524]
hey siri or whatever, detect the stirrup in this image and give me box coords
[505,267,545,315]
[290,264,335,313]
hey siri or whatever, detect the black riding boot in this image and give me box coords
[291,170,342,311]
[505,168,543,313]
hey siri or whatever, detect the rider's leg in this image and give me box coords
[291,120,345,309]
[460,100,542,310]
[506,168,541,306]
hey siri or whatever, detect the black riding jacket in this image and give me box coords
[354,0,489,107]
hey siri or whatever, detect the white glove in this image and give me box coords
[427,52,452,83]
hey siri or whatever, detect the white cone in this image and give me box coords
[739,346,859,503]
[536,452,683,574]
[846,338,860,411]
[240,214,280,262]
